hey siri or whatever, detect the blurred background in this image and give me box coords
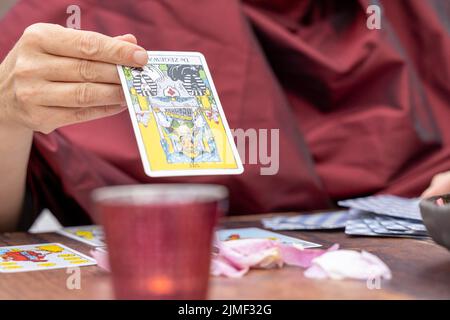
[0,0,16,18]
[0,0,448,231]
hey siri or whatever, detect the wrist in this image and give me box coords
[0,102,33,137]
[0,110,33,145]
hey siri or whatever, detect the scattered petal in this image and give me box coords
[210,255,248,278]
[279,243,339,268]
[303,264,328,279]
[218,239,283,270]
[304,250,391,280]
[211,238,337,277]
[90,248,110,272]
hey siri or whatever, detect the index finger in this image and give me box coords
[33,24,148,67]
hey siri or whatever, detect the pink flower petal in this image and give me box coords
[210,256,249,278]
[279,243,339,268]
[304,264,328,279]
[90,248,110,272]
[305,250,391,280]
[210,239,339,277]
[218,239,283,270]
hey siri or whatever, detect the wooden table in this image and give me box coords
[1,213,449,300]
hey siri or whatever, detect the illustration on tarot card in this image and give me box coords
[118,51,243,176]
[0,243,96,273]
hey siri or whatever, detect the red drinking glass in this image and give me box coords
[92,184,228,300]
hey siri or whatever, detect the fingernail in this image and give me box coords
[133,50,148,65]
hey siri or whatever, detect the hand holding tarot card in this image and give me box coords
[117,51,243,177]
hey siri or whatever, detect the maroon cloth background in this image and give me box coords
[0,0,449,227]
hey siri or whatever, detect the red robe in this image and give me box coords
[0,0,448,228]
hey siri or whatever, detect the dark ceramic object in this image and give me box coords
[419,194,450,251]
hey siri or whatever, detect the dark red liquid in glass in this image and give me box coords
[98,200,221,299]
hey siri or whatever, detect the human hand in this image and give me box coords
[0,23,148,133]
[421,171,450,198]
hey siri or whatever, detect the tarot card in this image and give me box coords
[117,51,244,177]
[363,218,426,236]
[0,243,96,273]
[57,225,105,247]
[345,210,380,236]
[345,210,428,238]
[394,219,427,232]
[216,227,321,248]
[262,211,349,230]
[338,195,422,221]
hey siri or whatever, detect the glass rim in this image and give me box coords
[92,183,229,205]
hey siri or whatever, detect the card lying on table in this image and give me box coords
[262,211,349,230]
[117,51,244,177]
[57,225,105,247]
[0,243,96,273]
[338,195,422,221]
[345,209,428,238]
[58,226,321,249]
[217,227,321,248]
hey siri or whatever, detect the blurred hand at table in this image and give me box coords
[421,171,450,198]
[0,23,148,134]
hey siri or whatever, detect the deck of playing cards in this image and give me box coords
[117,51,243,177]
[261,195,428,239]
[338,195,422,220]
[339,195,428,238]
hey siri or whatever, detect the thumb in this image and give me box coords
[421,187,436,199]
[421,184,449,199]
